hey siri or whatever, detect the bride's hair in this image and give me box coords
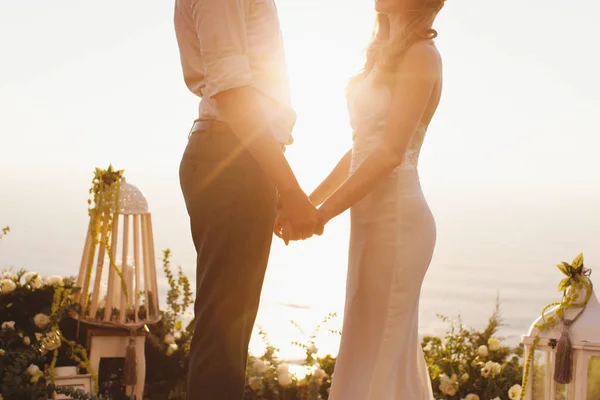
[348,0,445,90]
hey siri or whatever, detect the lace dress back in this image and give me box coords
[348,70,427,173]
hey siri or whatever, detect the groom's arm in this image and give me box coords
[189,0,318,236]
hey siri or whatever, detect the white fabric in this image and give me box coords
[329,72,436,400]
[174,0,296,144]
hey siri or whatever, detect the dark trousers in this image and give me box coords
[179,125,277,400]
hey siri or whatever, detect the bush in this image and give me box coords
[0,269,91,399]
[142,251,523,400]
[423,302,523,399]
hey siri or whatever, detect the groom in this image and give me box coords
[174,0,320,398]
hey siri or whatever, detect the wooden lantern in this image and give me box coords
[521,257,600,400]
[75,173,161,399]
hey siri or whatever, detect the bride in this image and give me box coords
[277,0,445,398]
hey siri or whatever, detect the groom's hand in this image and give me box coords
[274,208,325,245]
[277,188,319,242]
[273,212,291,245]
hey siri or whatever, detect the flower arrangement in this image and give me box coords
[140,251,523,400]
[143,249,194,399]
[141,249,337,400]
[422,302,523,400]
[0,268,96,399]
[241,322,335,400]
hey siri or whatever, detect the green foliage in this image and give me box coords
[141,253,525,400]
[0,270,85,399]
[161,249,193,329]
[47,385,110,400]
[422,301,523,400]
[0,226,9,241]
[241,319,336,400]
[143,249,194,399]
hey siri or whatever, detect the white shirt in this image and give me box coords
[174,0,296,145]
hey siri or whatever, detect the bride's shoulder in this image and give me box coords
[398,41,441,76]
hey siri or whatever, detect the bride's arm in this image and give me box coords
[308,149,352,207]
[318,43,439,224]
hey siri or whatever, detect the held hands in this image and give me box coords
[274,190,327,244]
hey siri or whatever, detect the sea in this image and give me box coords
[1,173,599,361]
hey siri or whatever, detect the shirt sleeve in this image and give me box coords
[190,0,253,98]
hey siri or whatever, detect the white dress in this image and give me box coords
[328,71,436,400]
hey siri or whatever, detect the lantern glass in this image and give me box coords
[553,348,576,400]
[554,382,567,400]
[588,356,600,400]
[532,350,549,399]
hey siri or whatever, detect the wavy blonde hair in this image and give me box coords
[348,0,445,90]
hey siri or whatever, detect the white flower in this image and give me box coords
[163,333,175,345]
[174,331,182,340]
[483,360,501,376]
[308,343,318,354]
[423,342,432,352]
[460,373,469,382]
[253,359,270,374]
[438,373,458,396]
[313,367,327,381]
[488,337,501,351]
[34,313,51,329]
[276,364,289,375]
[249,376,263,391]
[45,275,64,286]
[1,321,15,331]
[0,279,16,294]
[276,363,293,386]
[278,371,293,386]
[465,395,480,400]
[27,364,40,376]
[23,272,43,290]
[508,384,522,399]
[166,343,178,356]
[23,336,31,345]
[477,345,489,357]
[2,271,17,281]
[492,362,502,375]
[480,365,491,378]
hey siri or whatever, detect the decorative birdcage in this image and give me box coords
[520,254,600,400]
[74,166,161,399]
